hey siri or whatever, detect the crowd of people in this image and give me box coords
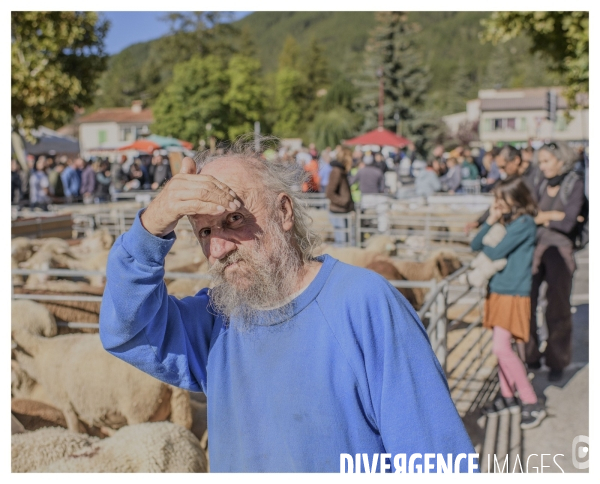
[466,141,587,430]
[11,150,173,210]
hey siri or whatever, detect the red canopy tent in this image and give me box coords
[344,127,410,149]
[117,139,161,153]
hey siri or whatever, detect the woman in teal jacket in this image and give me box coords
[471,177,546,430]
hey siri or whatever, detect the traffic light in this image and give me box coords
[546,90,558,122]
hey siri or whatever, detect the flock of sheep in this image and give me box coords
[11,222,466,473]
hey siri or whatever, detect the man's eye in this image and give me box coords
[199,228,211,238]
[227,213,243,224]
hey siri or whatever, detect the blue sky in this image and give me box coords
[99,11,252,55]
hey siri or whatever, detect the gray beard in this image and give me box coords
[207,218,304,332]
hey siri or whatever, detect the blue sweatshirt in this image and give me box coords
[99,212,477,473]
[470,215,536,296]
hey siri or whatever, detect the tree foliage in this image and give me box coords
[95,12,241,108]
[11,11,108,137]
[308,107,359,151]
[357,12,430,134]
[224,55,266,140]
[481,11,588,108]
[151,55,229,144]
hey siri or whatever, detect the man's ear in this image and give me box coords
[277,193,294,232]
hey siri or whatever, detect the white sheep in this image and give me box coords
[11,422,208,472]
[11,300,193,434]
[315,234,397,268]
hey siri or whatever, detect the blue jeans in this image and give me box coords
[329,212,351,247]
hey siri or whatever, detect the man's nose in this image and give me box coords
[209,234,236,261]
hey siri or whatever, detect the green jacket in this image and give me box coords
[471,215,536,296]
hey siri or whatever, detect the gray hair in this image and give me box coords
[539,141,575,175]
[193,135,321,263]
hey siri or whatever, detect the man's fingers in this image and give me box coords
[172,176,241,204]
[178,199,229,217]
[180,157,197,175]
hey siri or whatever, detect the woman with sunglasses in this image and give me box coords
[526,141,585,382]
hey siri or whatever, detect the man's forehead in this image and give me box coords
[200,157,263,194]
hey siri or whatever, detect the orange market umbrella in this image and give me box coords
[118,139,161,153]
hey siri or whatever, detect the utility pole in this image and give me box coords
[377,66,384,129]
[254,121,261,153]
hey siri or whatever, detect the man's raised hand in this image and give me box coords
[140,156,241,237]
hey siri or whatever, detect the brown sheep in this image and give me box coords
[382,250,463,309]
[11,300,193,434]
[390,250,462,282]
[12,414,26,435]
[365,259,419,309]
[12,398,69,432]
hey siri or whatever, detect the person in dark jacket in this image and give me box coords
[80,159,97,204]
[465,146,541,233]
[11,158,22,205]
[349,154,389,233]
[150,151,173,190]
[526,142,585,382]
[326,147,355,246]
[94,160,112,202]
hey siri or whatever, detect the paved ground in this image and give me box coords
[520,247,589,473]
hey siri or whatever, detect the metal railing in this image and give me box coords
[12,258,492,415]
[417,265,493,416]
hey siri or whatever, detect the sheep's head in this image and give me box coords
[364,235,397,256]
[431,251,463,280]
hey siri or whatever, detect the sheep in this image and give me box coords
[12,286,102,325]
[375,250,464,309]
[365,259,420,309]
[12,422,208,473]
[315,234,397,268]
[390,250,462,282]
[53,250,109,286]
[12,256,24,286]
[12,237,34,263]
[12,360,53,405]
[12,398,69,432]
[11,300,193,434]
[12,414,26,435]
[68,229,114,259]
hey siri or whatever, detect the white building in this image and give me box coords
[443,87,589,146]
[77,101,153,157]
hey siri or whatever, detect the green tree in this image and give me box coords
[152,55,229,143]
[447,59,478,113]
[224,55,266,139]
[481,11,588,109]
[278,36,301,69]
[357,12,430,133]
[11,11,109,137]
[308,107,359,150]
[273,67,306,138]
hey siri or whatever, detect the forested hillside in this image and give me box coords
[96,11,557,116]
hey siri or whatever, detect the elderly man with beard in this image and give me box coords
[99,141,476,473]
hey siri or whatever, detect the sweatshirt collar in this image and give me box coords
[226,254,337,328]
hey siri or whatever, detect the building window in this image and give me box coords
[98,130,107,145]
[506,118,516,130]
[119,127,135,142]
[494,119,503,131]
[519,117,527,131]
[556,112,568,131]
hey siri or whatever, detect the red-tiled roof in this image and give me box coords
[77,108,154,124]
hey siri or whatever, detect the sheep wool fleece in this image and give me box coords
[100,212,477,473]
